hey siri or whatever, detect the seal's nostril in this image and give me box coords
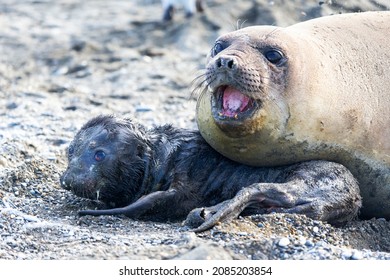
[216,57,235,69]
[216,58,222,68]
[227,59,234,69]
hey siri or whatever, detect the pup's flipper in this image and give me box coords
[185,162,362,232]
[79,189,177,219]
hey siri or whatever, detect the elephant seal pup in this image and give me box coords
[60,115,361,232]
[162,0,204,21]
[194,11,390,219]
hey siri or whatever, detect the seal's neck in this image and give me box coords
[140,129,178,195]
[138,125,198,197]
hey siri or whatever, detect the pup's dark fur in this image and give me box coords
[61,115,361,231]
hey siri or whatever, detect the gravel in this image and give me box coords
[1,0,390,260]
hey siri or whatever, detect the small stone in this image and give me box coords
[278,237,290,247]
[341,250,353,259]
[351,250,364,260]
[95,235,103,241]
[312,226,319,233]
[135,105,153,112]
[23,214,40,223]
[298,236,306,245]
[316,240,327,247]
[71,39,86,52]
[305,239,314,247]
[6,102,18,110]
[174,244,233,260]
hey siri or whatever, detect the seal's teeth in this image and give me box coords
[208,85,214,93]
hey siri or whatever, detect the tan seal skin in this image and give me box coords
[196,11,390,219]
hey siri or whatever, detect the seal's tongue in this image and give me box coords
[222,86,250,117]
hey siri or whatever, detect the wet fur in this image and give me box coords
[61,115,361,229]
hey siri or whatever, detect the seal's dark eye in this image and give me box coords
[94,150,106,162]
[264,49,285,64]
[212,42,224,57]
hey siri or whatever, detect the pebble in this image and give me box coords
[94,235,103,241]
[278,237,290,247]
[174,244,233,260]
[316,240,327,247]
[1,0,390,262]
[305,239,314,247]
[298,236,306,245]
[135,104,154,112]
[351,250,364,260]
[341,250,353,259]
[281,253,289,259]
[23,214,41,223]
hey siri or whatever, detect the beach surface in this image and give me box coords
[1,0,390,260]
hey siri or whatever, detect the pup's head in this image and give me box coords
[60,115,149,207]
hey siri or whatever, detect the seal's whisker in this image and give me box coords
[190,71,215,99]
[263,27,281,40]
[235,19,247,30]
[196,79,215,101]
[190,71,207,89]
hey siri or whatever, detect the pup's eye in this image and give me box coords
[211,42,225,57]
[94,150,106,162]
[264,49,285,64]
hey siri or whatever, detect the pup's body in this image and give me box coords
[60,115,361,231]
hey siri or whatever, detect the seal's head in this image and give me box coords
[196,26,291,139]
[60,115,149,207]
[194,25,313,166]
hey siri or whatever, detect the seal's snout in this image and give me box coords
[215,56,236,71]
[60,169,99,199]
[60,171,73,190]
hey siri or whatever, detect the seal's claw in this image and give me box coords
[184,208,207,229]
[184,201,232,232]
[184,187,267,232]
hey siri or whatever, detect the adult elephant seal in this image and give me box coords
[195,11,390,219]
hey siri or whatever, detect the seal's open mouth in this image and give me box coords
[212,85,256,119]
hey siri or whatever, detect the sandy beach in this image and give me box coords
[1,0,390,260]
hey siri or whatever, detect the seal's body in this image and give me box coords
[60,115,361,231]
[195,11,390,219]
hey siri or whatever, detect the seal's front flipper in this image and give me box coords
[79,189,177,219]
